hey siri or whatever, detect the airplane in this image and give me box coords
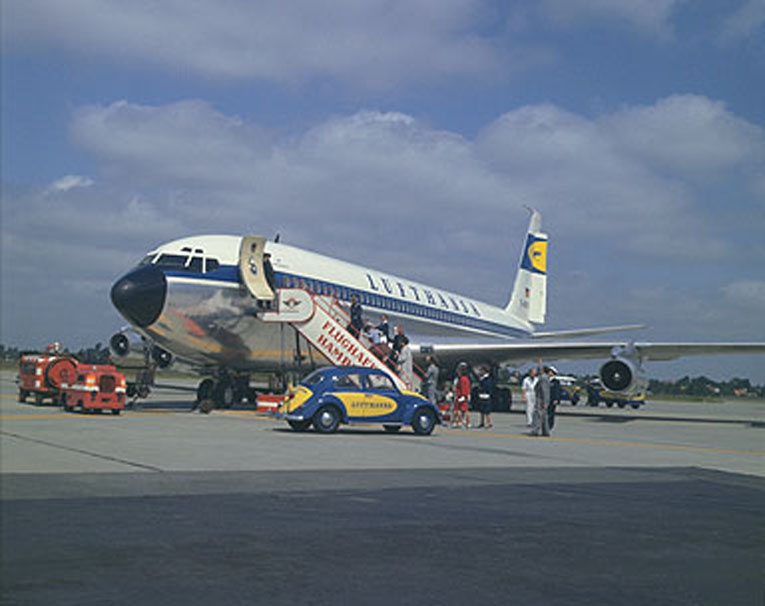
[109,209,765,407]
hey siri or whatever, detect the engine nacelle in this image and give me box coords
[109,332,151,368]
[599,357,647,395]
[151,345,173,369]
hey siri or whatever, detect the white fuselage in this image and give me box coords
[115,235,533,371]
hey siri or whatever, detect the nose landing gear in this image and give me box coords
[195,372,257,413]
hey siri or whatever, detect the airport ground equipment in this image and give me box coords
[60,364,127,415]
[262,288,421,393]
[586,380,645,409]
[18,348,78,405]
[280,366,440,435]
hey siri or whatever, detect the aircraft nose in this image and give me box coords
[110,265,167,328]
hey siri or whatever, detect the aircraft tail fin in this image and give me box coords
[505,207,548,325]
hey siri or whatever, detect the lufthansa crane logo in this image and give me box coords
[522,236,547,275]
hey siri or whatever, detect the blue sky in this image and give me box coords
[2,0,764,381]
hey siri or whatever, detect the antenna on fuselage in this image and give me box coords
[274,233,281,243]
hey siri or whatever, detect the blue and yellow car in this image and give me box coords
[280,366,441,435]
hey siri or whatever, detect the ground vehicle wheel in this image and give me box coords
[34,393,44,406]
[313,406,341,433]
[618,402,626,409]
[18,390,27,403]
[411,407,437,436]
[571,394,580,406]
[605,401,614,408]
[383,425,401,433]
[631,404,640,410]
[288,419,312,432]
[112,409,121,415]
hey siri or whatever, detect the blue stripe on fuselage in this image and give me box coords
[162,265,528,338]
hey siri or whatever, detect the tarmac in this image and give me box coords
[1,370,763,605]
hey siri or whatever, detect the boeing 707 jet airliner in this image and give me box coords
[109,209,765,406]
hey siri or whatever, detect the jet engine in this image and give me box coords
[109,331,151,368]
[151,345,173,369]
[598,345,647,395]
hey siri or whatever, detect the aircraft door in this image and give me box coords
[239,235,275,301]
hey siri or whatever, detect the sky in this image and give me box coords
[2,0,764,382]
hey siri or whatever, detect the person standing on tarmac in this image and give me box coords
[453,362,472,429]
[529,361,551,437]
[477,366,494,430]
[421,355,440,403]
[548,366,561,431]
[522,367,538,428]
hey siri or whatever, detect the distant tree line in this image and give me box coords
[1,343,111,365]
[648,376,764,398]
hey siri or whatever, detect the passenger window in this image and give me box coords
[334,374,362,390]
[367,374,395,391]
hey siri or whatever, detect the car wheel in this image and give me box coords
[631,404,640,410]
[411,407,437,436]
[383,425,401,433]
[313,406,340,433]
[288,419,312,432]
[605,401,614,408]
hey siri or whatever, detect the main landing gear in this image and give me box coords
[196,371,257,413]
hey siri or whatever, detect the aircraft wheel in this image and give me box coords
[197,378,215,402]
[214,380,235,409]
[412,407,437,436]
[313,406,341,433]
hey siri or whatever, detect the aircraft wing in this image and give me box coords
[415,341,765,368]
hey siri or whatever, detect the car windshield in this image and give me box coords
[301,370,326,388]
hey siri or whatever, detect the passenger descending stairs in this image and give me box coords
[261,288,415,392]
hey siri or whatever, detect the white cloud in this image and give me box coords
[540,0,687,37]
[45,174,95,194]
[3,0,505,88]
[601,95,764,178]
[719,0,765,43]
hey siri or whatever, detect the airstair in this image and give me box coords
[261,288,418,392]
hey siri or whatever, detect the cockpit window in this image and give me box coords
[155,254,189,269]
[206,258,220,273]
[188,257,204,273]
[138,254,156,266]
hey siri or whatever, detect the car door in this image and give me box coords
[360,372,402,421]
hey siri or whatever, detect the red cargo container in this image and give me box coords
[18,353,78,405]
[61,364,127,415]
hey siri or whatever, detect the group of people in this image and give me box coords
[349,295,414,388]
[521,362,561,437]
[348,294,561,437]
[445,362,494,430]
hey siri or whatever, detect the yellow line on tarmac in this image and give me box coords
[439,427,765,457]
